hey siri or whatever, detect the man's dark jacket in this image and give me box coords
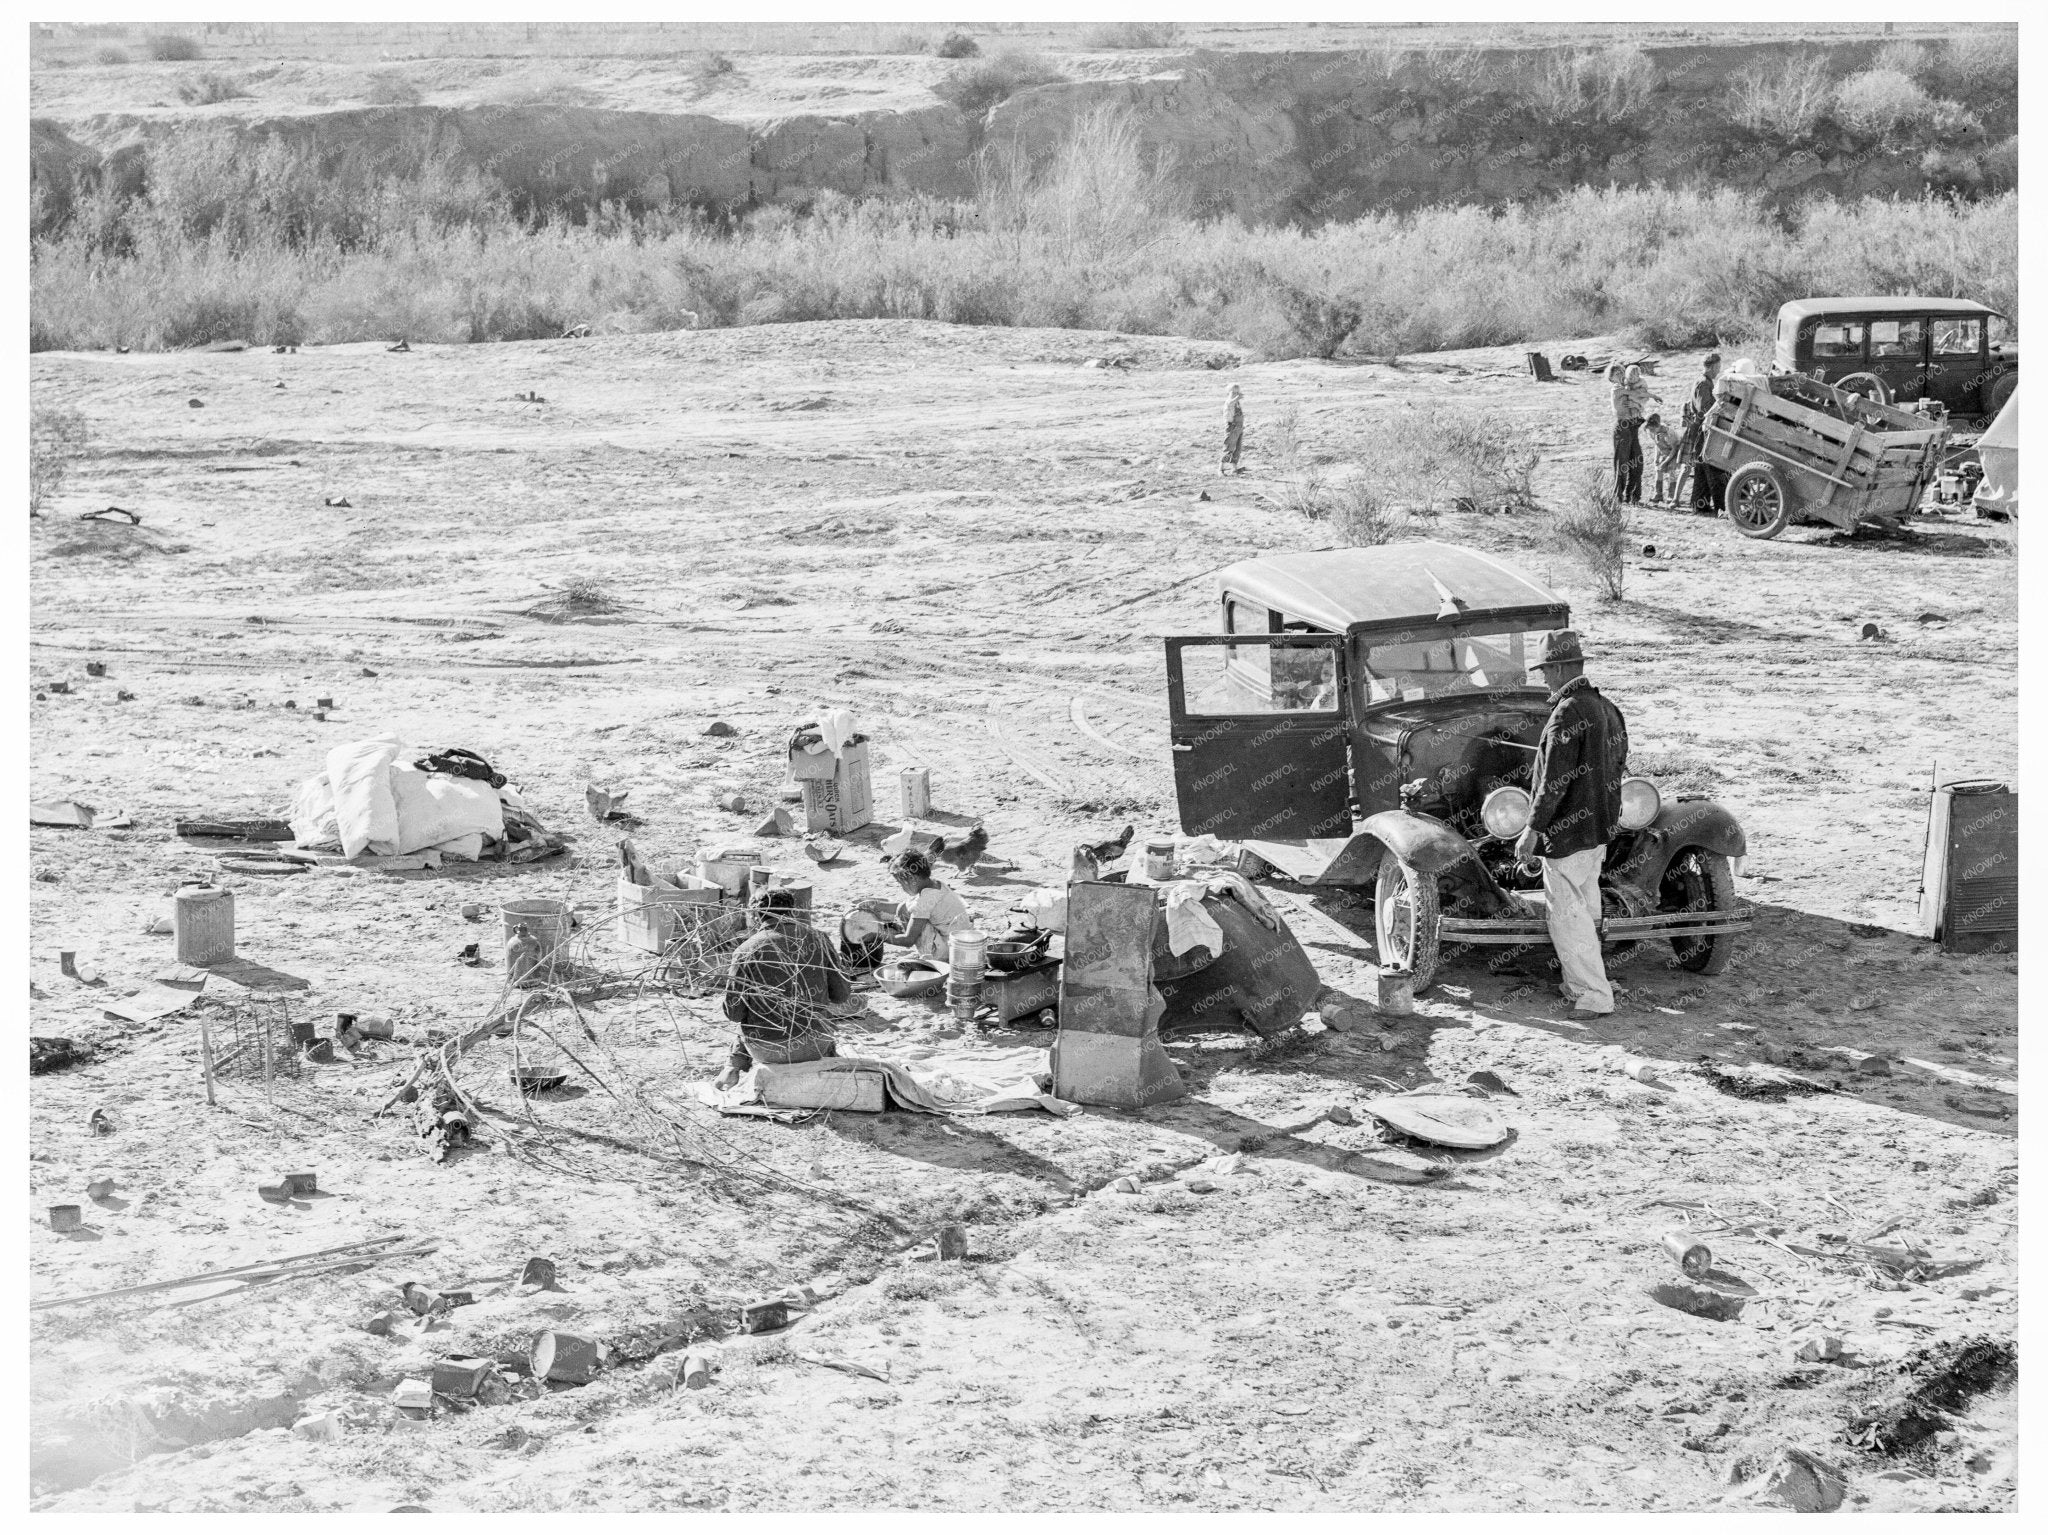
[1527,675,1630,858]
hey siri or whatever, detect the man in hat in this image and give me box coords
[1221,384,1245,475]
[715,887,850,1088]
[1513,630,1630,1016]
[1681,352,1728,515]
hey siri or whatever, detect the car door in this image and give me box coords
[1866,315,1929,403]
[1164,633,1351,840]
[1927,315,1986,412]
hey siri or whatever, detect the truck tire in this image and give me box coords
[1661,850,1738,976]
[1375,857,1441,992]
[1725,461,1791,539]
[1835,371,1890,407]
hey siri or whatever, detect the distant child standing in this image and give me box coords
[1221,384,1245,475]
[1641,412,1682,506]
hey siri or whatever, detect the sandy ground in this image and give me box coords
[28,320,2017,1510]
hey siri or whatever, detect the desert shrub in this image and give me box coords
[94,46,128,66]
[1552,466,1629,602]
[877,30,934,55]
[692,51,736,92]
[1728,53,1834,140]
[1833,68,1933,138]
[1333,475,1405,546]
[1521,44,1658,125]
[147,33,202,62]
[943,46,1063,120]
[935,32,980,60]
[1082,23,1181,50]
[1936,30,2018,98]
[975,106,1188,268]
[177,72,250,105]
[30,404,89,517]
[1361,404,1540,514]
[365,70,423,106]
[1263,271,1361,360]
[1872,39,1934,85]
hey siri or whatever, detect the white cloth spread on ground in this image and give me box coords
[289,734,505,858]
[1014,885,1068,933]
[700,1045,1076,1117]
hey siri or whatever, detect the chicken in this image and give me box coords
[930,823,989,873]
[1074,823,1135,868]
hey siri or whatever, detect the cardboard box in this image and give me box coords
[800,743,872,834]
[616,876,721,955]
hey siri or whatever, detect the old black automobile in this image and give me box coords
[1164,542,1752,991]
[1773,296,2017,422]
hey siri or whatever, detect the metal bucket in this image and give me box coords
[174,886,236,965]
[501,899,571,981]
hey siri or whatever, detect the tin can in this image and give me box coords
[1143,838,1177,881]
[901,766,931,820]
[1663,1231,1712,1279]
[174,885,235,965]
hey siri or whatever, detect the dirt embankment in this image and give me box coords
[32,38,2014,231]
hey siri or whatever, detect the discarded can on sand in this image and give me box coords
[936,1224,969,1260]
[49,1204,83,1232]
[1663,1231,1712,1279]
[174,885,235,966]
[1375,966,1415,1016]
[1143,838,1177,881]
[741,1299,789,1334]
[681,1351,715,1390]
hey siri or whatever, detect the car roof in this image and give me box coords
[1778,296,2004,326]
[1216,542,1568,633]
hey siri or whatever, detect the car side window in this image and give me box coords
[1809,322,1865,359]
[1932,317,1983,357]
[1869,319,1925,358]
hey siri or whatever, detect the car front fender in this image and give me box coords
[1345,810,1515,915]
[1606,800,1748,902]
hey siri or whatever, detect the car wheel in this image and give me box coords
[1375,856,1441,992]
[1725,461,1791,540]
[1660,850,1738,976]
[1984,371,2017,418]
[1835,371,1890,407]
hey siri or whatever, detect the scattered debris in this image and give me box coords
[519,1257,559,1290]
[293,1413,344,1442]
[84,661,106,677]
[755,805,796,837]
[31,800,96,829]
[392,1378,434,1412]
[1647,1279,1747,1321]
[388,339,411,353]
[1794,1335,1845,1363]
[741,1299,790,1334]
[717,792,749,813]
[1847,1336,2017,1454]
[1361,1093,1509,1150]
[703,720,737,737]
[1465,1070,1517,1098]
[1756,1448,1847,1512]
[680,1351,715,1390]
[936,1225,969,1260]
[80,506,142,524]
[48,1205,83,1233]
[431,1357,497,1398]
[804,837,845,864]
[88,1108,113,1135]
[584,784,634,823]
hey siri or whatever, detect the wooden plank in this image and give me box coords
[1708,432,1857,490]
[1820,424,1864,508]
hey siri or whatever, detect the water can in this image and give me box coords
[1142,838,1177,882]
[174,885,236,965]
[901,766,932,819]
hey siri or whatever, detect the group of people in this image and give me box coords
[713,848,978,1088]
[1610,351,1732,514]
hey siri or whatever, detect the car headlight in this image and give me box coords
[1481,786,1532,839]
[1618,777,1661,832]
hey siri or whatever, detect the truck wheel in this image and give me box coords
[1835,371,1890,407]
[1725,461,1791,539]
[1661,850,1737,976]
[1984,371,2017,418]
[1375,857,1441,992]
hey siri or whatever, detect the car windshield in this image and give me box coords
[1363,628,1549,705]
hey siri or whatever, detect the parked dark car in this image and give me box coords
[1773,296,2017,422]
[1164,543,1753,991]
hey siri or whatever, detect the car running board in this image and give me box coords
[1440,908,1757,945]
